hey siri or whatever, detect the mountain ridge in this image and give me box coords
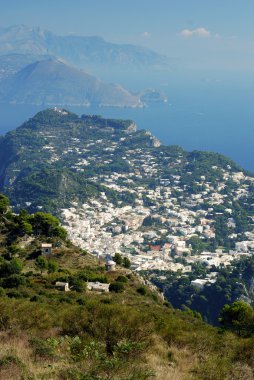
[0,59,143,107]
[0,24,169,71]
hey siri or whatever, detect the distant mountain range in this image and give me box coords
[0,59,142,107]
[0,25,168,72]
[0,25,169,107]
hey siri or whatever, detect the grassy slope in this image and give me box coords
[0,211,254,379]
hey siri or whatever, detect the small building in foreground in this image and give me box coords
[105,260,116,272]
[87,282,110,293]
[41,243,53,255]
[55,282,70,292]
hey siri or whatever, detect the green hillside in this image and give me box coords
[0,195,254,379]
[2,109,254,334]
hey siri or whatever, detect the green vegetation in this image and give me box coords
[220,301,254,337]
[113,253,131,269]
[0,195,254,378]
[148,255,254,326]
[2,109,254,378]
[0,108,252,252]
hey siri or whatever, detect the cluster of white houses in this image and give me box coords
[34,124,254,286]
[61,166,254,280]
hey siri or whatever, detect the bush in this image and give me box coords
[123,257,131,269]
[109,282,124,293]
[70,278,86,293]
[2,274,26,289]
[113,253,123,265]
[0,258,23,278]
[0,194,9,214]
[116,275,128,283]
[137,287,147,296]
[29,337,57,360]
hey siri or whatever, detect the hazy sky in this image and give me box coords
[1,0,254,73]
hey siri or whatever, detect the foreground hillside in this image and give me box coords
[0,196,254,380]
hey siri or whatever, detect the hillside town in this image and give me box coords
[60,134,254,281]
[2,108,254,287]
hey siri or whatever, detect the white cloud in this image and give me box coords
[180,27,211,38]
[195,27,211,37]
[180,29,193,38]
[142,31,151,38]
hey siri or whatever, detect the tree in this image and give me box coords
[113,253,123,266]
[36,256,48,274]
[47,260,58,274]
[0,194,9,214]
[123,257,131,269]
[109,282,124,293]
[20,220,33,235]
[187,236,206,254]
[220,301,254,337]
[30,212,67,238]
[0,258,23,277]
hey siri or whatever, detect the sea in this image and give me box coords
[0,73,254,172]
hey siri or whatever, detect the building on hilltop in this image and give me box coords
[105,260,116,271]
[41,243,53,255]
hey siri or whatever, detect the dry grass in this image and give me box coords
[0,331,61,379]
[144,335,199,380]
[0,331,200,380]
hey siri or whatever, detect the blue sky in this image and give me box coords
[1,0,254,73]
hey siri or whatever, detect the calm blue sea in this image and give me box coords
[0,78,253,172]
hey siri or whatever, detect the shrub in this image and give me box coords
[0,258,23,278]
[109,282,124,293]
[70,278,86,293]
[2,274,26,289]
[113,253,123,265]
[116,275,128,283]
[29,337,57,360]
[137,287,147,296]
[123,257,131,268]
[77,298,86,305]
[0,194,9,214]
[5,290,23,299]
